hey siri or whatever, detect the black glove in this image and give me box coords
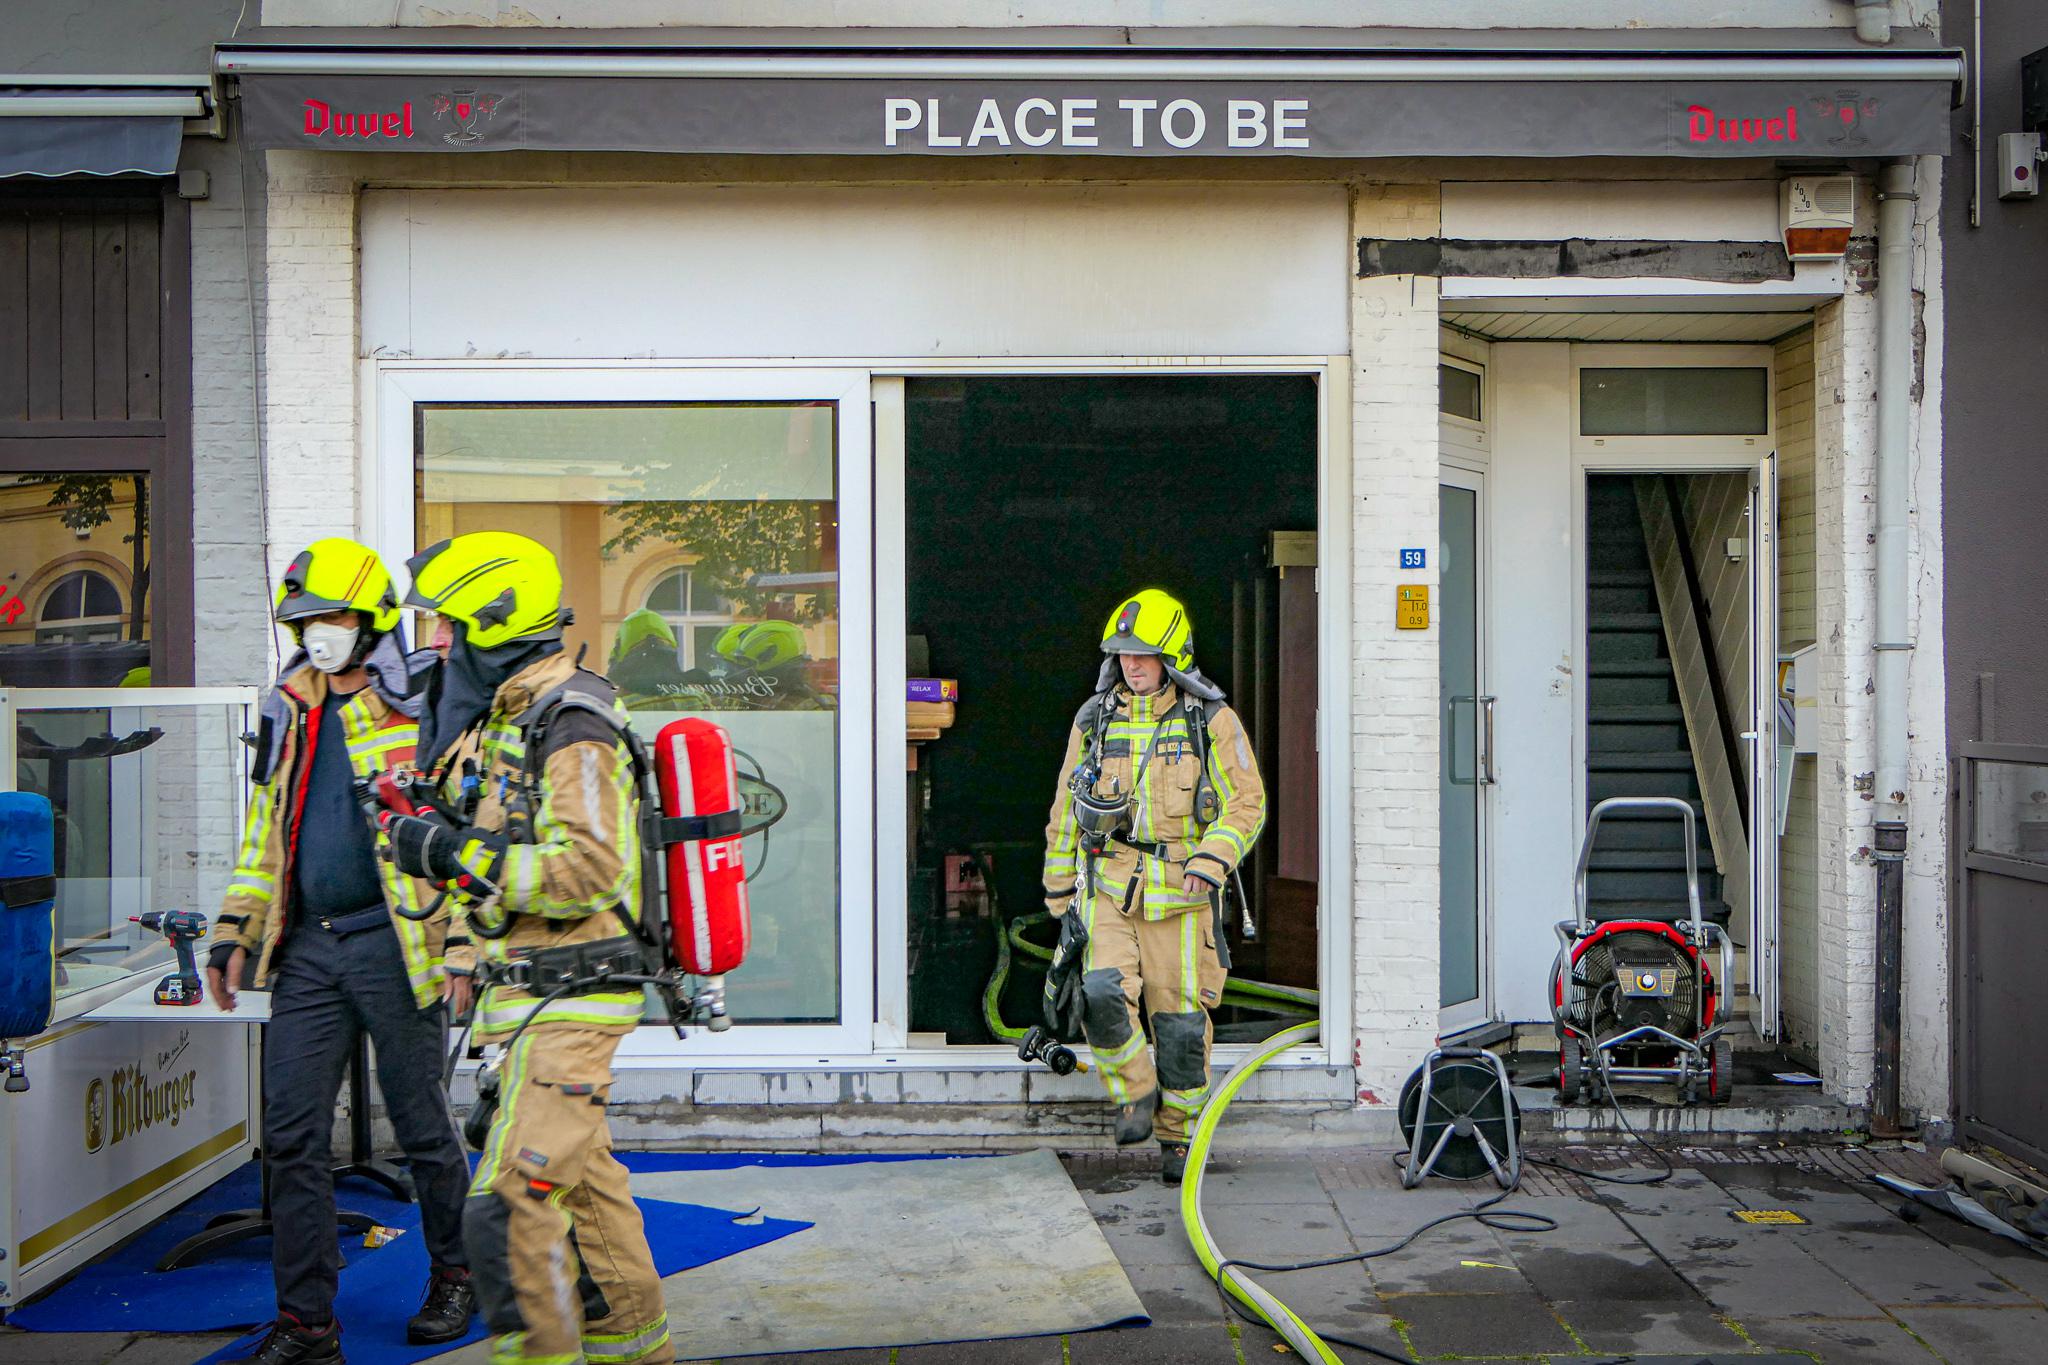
[1043,911,1089,1042]
[387,811,461,881]
[205,941,241,976]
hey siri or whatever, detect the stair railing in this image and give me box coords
[1659,474,1750,829]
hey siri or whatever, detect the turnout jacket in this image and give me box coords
[424,650,646,1044]
[213,640,462,1008]
[1043,682,1267,922]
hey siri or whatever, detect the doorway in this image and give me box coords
[1580,466,1778,1032]
[899,375,1321,1048]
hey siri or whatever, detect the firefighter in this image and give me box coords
[205,539,475,1363]
[1043,589,1267,1185]
[386,531,671,1365]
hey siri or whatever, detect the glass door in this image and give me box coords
[377,366,875,1060]
[1439,471,1491,1032]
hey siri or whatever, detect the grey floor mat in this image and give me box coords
[430,1151,1148,1361]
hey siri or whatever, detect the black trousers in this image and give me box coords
[264,920,469,1323]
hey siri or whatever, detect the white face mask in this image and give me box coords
[302,621,362,674]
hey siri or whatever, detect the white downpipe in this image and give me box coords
[1855,1,1894,46]
[1874,160,1917,817]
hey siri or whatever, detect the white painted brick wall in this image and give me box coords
[261,155,363,609]
[187,138,275,687]
[1348,183,1442,1107]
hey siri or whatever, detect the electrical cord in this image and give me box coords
[1183,990,1686,1361]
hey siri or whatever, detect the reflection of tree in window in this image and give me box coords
[606,501,836,623]
[644,566,735,671]
[37,570,126,645]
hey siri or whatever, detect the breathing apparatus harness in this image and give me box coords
[1066,686,1251,937]
[361,669,740,1143]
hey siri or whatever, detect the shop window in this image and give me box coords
[0,473,152,688]
[417,402,840,1026]
[1580,367,1769,437]
[643,566,736,672]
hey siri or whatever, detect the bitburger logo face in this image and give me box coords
[85,1077,106,1154]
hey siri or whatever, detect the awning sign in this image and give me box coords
[238,74,1954,159]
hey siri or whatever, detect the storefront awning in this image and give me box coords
[220,27,1962,160]
[0,87,203,178]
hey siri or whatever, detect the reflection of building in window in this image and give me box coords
[644,565,734,671]
[36,570,127,645]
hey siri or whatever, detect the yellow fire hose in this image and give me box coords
[1178,1021,1352,1364]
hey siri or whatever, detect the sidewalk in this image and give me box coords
[6,1143,2044,1364]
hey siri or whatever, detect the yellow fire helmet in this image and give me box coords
[1100,588,1195,674]
[274,538,402,632]
[404,531,566,651]
[715,620,807,671]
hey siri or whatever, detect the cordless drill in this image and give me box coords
[132,910,207,1006]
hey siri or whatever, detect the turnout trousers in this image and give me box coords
[1076,884,1228,1143]
[465,1026,672,1365]
[264,920,470,1323]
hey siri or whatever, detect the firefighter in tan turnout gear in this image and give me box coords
[1043,589,1267,1185]
[387,531,672,1365]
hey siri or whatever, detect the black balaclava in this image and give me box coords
[416,618,560,771]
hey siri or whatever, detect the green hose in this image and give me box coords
[1179,1021,1348,1364]
[981,908,1317,1044]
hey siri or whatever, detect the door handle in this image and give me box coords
[1479,696,1497,785]
[1446,695,1478,786]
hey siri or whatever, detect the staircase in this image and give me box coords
[1585,477,1730,927]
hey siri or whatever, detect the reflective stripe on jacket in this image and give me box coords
[1044,683,1267,921]
[212,660,458,1009]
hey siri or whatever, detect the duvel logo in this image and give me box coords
[433,90,502,144]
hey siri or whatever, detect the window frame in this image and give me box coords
[373,364,876,1062]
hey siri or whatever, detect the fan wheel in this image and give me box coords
[1709,1036,1735,1104]
[1558,1034,1589,1105]
[1398,1057,1521,1181]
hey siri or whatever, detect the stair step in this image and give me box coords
[1585,898,1732,927]
[1588,570,1653,588]
[1589,849,1719,872]
[1589,771,1705,800]
[1590,705,1685,723]
[1589,660,1678,678]
[1592,751,1697,772]
[1590,676,1676,707]
[1589,613,1665,632]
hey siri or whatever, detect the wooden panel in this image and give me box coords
[0,213,24,421]
[93,212,128,419]
[1,197,162,429]
[125,206,160,421]
[25,214,61,420]
[59,211,95,420]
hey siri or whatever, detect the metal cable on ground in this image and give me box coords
[1179,1023,1563,1364]
[1525,985,1674,1187]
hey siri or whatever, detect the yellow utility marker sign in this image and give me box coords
[1397,584,1430,629]
[1732,1209,1808,1225]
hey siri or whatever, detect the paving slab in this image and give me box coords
[1385,1289,1578,1357]
[1237,1262,1384,1334]
[1603,1185,1887,1320]
[732,1351,891,1364]
[896,1335,1066,1364]
[1329,1188,1518,1296]
[1886,1305,2048,1365]
[1746,1316,1942,1364]
[1236,1315,1412,1363]
[1122,1262,1232,1326]
[1895,1206,2048,1304]
[1551,1297,1750,1355]
[1066,1322,1242,1365]
[1211,1203,1357,1262]
[0,1333,135,1364]
[1194,1156,1336,1205]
